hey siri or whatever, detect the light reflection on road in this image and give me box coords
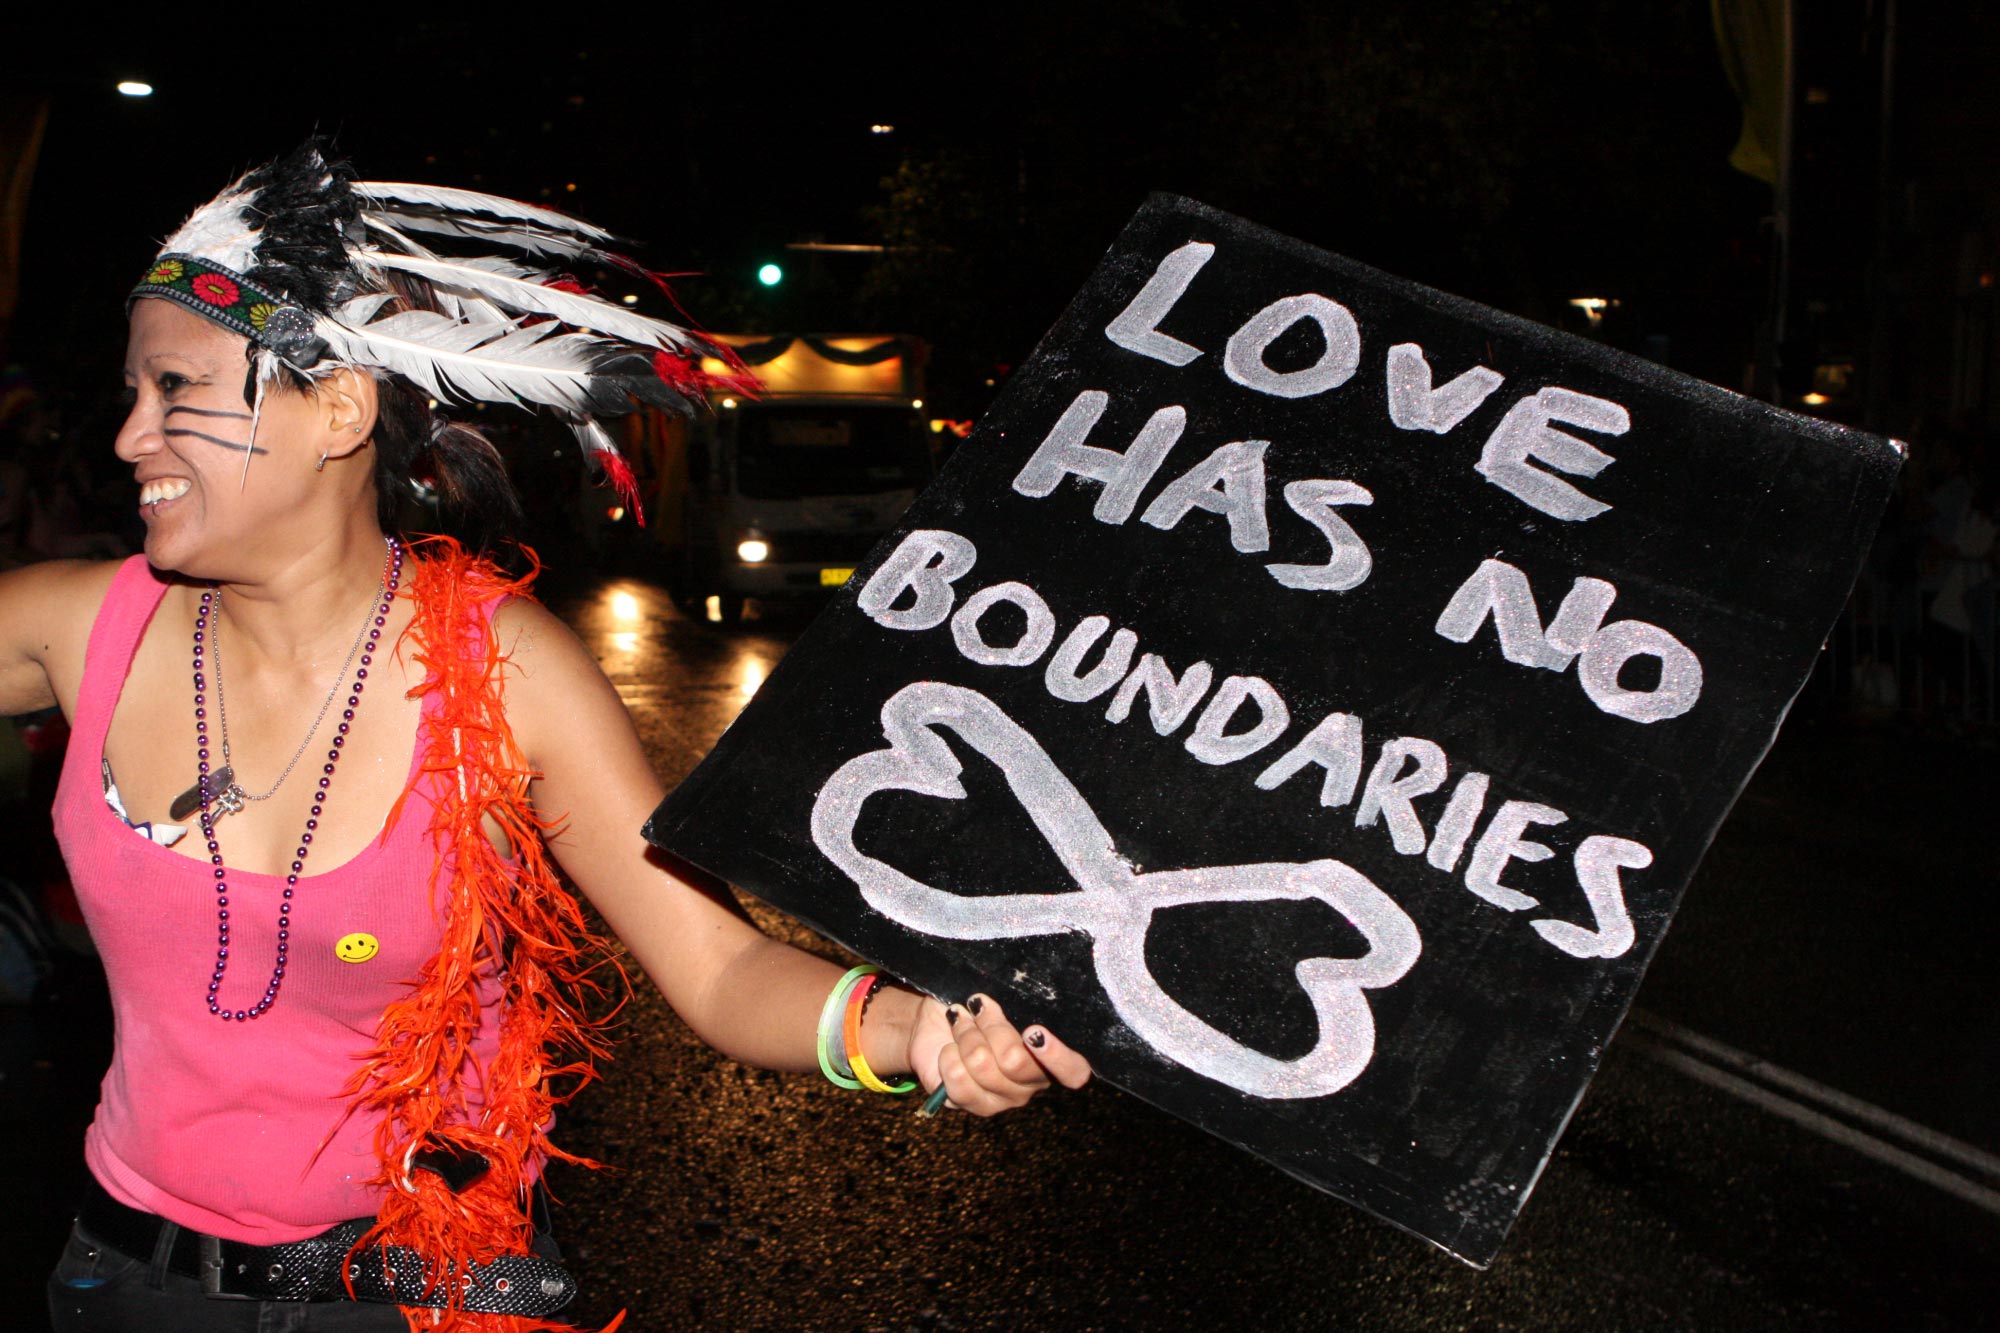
[545,574,801,782]
[521,566,1995,1333]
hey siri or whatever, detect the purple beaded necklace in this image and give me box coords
[193,537,403,1020]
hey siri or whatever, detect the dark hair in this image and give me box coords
[366,271,525,559]
[243,272,527,560]
[371,379,524,559]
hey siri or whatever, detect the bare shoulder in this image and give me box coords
[491,594,633,762]
[0,559,132,717]
[0,557,127,616]
[492,595,599,683]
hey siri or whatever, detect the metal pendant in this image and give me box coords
[168,765,237,822]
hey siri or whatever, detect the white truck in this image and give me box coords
[648,333,934,622]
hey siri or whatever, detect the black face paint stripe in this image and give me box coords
[164,428,269,455]
[165,405,253,421]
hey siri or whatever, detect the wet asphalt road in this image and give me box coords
[541,571,2000,1332]
[8,566,1998,1331]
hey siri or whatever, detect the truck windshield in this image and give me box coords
[733,406,932,499]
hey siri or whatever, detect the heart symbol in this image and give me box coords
[812,682,1421,1099]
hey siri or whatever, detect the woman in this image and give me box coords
[13,141,1089,1331]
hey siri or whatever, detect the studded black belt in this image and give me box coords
[75,1176,578,1316]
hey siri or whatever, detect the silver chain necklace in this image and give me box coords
[189,551,388,821]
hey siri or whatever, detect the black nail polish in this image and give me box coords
[1026,1030,1046,1049]
[968,996,985,1016]
[946,1007,959,1027]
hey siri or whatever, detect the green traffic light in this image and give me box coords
[758,263,784,287]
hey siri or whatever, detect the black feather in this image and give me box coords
[239,137,361,313]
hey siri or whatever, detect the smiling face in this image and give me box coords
[334,932,379,963]
[115,300,370,579]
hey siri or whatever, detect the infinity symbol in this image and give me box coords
[811,682,1421,1100]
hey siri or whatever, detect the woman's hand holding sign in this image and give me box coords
[905,992,1093,1117]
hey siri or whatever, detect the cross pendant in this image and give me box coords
[213,782,248,818]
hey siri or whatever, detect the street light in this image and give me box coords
[117,81,153,97]
[1568,296,1620,330]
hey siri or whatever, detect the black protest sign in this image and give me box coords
[646,194,1901,1265]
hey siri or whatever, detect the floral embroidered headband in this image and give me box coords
[134,255,327,367]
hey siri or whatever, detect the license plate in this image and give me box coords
[820,567,855,587]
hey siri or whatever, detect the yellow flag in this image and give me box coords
[1712,0,1789,185]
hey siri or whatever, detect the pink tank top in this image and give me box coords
[54,556,506,1243]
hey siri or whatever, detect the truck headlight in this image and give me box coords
[737,538,770,564]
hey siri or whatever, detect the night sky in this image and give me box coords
[6,4,1990,431]
[8,7,1769,409]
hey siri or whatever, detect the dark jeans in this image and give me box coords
[48,1219,436,1332]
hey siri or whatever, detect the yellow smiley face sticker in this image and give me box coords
[335,933,379,964]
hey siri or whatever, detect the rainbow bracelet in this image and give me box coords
[842,972,918,1095]
[815,966,873,1091]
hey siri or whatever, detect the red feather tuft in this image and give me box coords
[649,345,761,403]
[596,251,689,306]
[648,348,704,395]
[594,450,645,528]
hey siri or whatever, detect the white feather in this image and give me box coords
[337,292,401,325]
[161,181,261,272]
[368,253,690,349]
[357,215,444,259]
[241,353,270,490]
[353,182,615,241]
[454,256,546,279]
[315,308,632,414]
[571,414,621,459]
[347,230,495,324]
[364,209,604,262]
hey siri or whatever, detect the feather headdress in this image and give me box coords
[131,139,747,519]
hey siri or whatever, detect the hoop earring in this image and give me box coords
[316,449,329,473]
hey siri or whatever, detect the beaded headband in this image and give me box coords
[134,255,328,367]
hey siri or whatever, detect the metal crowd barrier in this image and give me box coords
[1813,569,1997,732]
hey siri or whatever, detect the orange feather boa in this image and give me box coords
[339,538,625,1332]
